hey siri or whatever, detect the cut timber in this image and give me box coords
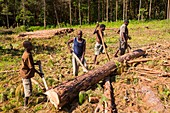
[103,77,116,113]
[45,49,145,109]
[141,86,165,112]
[88,97,99,103]
[127,58,158,64]
[135,67,170,77]
[17,28,74,39]
[118,49,145,62]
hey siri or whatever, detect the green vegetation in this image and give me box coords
[0,20,170,112]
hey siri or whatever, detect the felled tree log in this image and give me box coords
[141,86,165,112]
[45,49,146,109]
[17,28,74,38]
[103,77,117,113]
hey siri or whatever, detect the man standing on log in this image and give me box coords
[93,24,106,64]
[67,30,87,76]
[20,41,44,108]
[114,20,130,57]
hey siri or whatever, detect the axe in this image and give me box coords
[38,61,48,90]
[72,52,88,73]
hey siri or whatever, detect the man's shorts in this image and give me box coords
[119,38,127,55]
[22,78,32,97]
[94,42,103,55]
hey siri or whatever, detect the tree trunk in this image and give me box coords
[53,1,60,27]
[88,0,90,24]
[98,0,100,22]
[22,0,25,25]
[102,0,105,21]
[141,86,165,112]
[123,0,125,20]
[78,0,81,26]
[106,0,109,22]
[116,0,118,21]
[69,0,72,25]
[110,0,113,21]
[6,14,9,29]
[167,0,170,19]
[45,49,146,109]
[125,0,128,19]
[44,0,46,28]
[138,0,141,21]
[103,77,117,113]
[149,0,152,19]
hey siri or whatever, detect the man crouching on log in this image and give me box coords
[67,30,87,76]
[20,41,44,108]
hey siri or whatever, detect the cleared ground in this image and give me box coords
[0,20,170,113]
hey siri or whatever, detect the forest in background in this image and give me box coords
[0,0,170,28]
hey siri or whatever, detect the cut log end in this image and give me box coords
[45,89,60,109]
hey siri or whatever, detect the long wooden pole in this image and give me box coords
[98,27,110,61]
[38,61,48,90]
[72,52,88,72]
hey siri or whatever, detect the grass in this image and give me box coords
[0,20,170,112]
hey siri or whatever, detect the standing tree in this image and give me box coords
[116,0,118,21]
[88,0,90,24]
[138,0,142,21]
[125,0,128,19]
[149,0,152,19]
[98,0,100,22]
[43,0,46,28]
[110,0,113,21]
[167,0,170,19]
[22,0,25,25]
[78,0,81,25]
[123,0,125,20]
[1,0,11,28]
[106,0,109,22]
[69,0,72,25]
[53,1,60,27]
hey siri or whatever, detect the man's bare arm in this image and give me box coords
[67,38,74,53]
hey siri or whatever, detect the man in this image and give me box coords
[115,20,130,57]
[67,30,87,76]
[20,41,44,108]
[93,24,106,64]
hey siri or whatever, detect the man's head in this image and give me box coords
[100,24,106,31]
[124,20,129,26]
[77,30,82,39]
[23,41,33,51]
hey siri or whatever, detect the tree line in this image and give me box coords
[0,0,170,28]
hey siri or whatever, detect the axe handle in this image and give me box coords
[98,29,110,61]
[72,52,88,72]
[38,62,48,90]
[93,22,99,34]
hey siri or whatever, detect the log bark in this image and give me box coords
[45,49,146,109]
[88,96,99,103]
[103,77,117,113]
[141,86,165,112]
[127,58,158,64]
[17,28,74,39]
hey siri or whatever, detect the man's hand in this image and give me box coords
[70,49,73,53]
[128,36,131,40]
[80,57,84,63]
[35,60,41,65]
[39,72,44,78]
[117,29,120,34]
